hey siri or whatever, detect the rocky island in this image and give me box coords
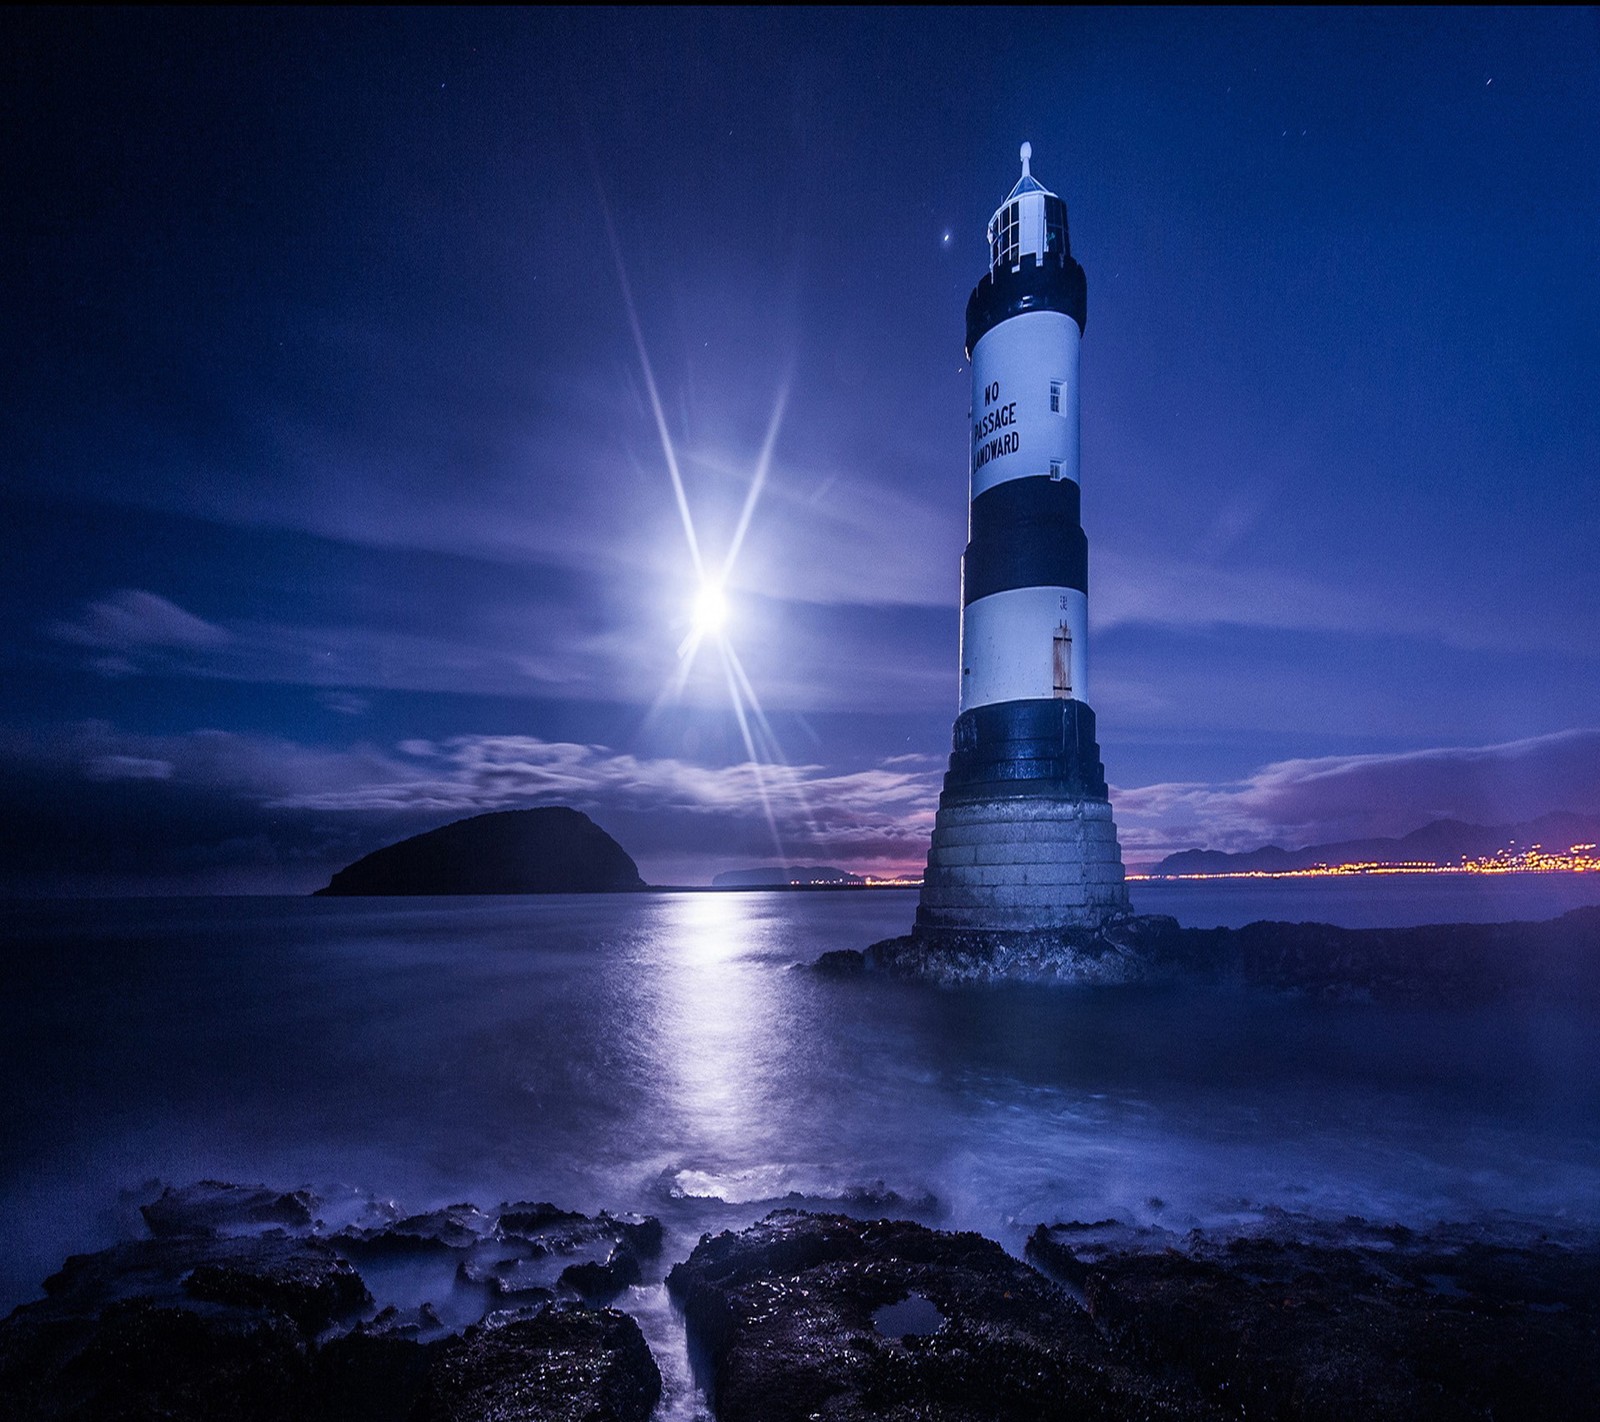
[314,807,646,897]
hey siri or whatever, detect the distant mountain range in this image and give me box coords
[1147,811,1600,877]
[711,865,865,888]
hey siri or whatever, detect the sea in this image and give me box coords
[3,875,1598,1418]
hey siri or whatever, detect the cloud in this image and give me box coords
[82,755,174,781]
[1093,544,1595,658]
[0,723,943,891]
[40,555,952,715]
[317,691,370,717]
[1113,727,1600,861]
[267,734,942,880]
[6,719,1595,892]
[51,590,229,652]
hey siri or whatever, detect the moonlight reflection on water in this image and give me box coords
[2,884,1597,1329]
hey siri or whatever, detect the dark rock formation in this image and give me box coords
[0,1298,310,1422]
[665,1209,1207,1421]
[39,1234,370,1333]
[308,1328,442,1422]
[865,913,1196,988]
[557,1249,642,1302]
[1027,1211,1600,1421]
[315,807,647,896]
[1231,907,1600,1004]
[141,1180,316,1237]
[410,1308,660,1421]
[500,1206,662,1263]
[858,905,1600,1003]
[336,1202,499,1255]
[0,1234,368,1420]
[0,1181,667,1421]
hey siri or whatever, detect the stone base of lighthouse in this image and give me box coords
[918,796,1127,932]
[915,699,1129,939]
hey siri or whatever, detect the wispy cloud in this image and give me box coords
[44,571,952,714]
[1094,545,1596,658]
[0,723,943,888]
[50,590,229,675]
[1114,727,1600,861]
[270,734,942,878]
[6,719,1595,891]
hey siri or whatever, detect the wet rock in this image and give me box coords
[308,1329,438,1421]
[861,905,1600,1004]
[1024,1218,1182,1288]
[41,1233,369,1333]
[666,1209,1209,1421]
[829,1182,938,1213]
[339,1202,496,1256]
[455,1255,557,1303]
[559,1249,641,1302]
[184,1246,370,1333]
[1,1298,307,1422]
[496,1201,588,1236]
[1234,908,1600,1007]
[1,1182,671,1420]
[603,1212,663,1259]
[141,1180,316,1238]
[1028,1212,1600,1420]
[862,914,1223,988]
[410,1305,660,1421]
[811,948,867,976]
[495,1203,662,1261]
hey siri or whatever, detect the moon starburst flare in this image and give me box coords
[693,581,728,638]
[599,191,803,863]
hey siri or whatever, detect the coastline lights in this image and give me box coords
[1126,842,1600,882]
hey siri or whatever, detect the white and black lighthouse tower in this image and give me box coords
[916,144,1129,938]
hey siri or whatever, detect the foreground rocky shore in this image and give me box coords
[834,904,1600,1002]
[0,1182,664,1421]
[3,1181,1596,1419]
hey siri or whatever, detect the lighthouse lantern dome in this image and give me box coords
[987,141,1069,272]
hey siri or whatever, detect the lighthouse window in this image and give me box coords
[1049,381,1062,412]
[1050,459,1064,480]
[1044,196,1067,257]
[992,202,1021,269]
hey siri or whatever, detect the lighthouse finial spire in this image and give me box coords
[1020,140,1032,177]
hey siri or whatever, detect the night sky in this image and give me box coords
[4,8,1598,892]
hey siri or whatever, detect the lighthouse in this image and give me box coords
[916,144,1129,939]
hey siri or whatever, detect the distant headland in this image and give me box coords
[711,866,864,888]
[1140,811,1600,880]
[314,807,646,896]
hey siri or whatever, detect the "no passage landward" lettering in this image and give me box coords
[972,382,1018,473]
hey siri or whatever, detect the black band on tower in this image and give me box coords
[965,252,1087,356]
[941,698,1111,802]
[961,475,1088,606]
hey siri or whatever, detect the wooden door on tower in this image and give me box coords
[1052,623,1073,698]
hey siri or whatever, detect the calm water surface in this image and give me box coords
[3,881,1598,1417]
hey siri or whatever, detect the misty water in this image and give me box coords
[4,879,1599,1417]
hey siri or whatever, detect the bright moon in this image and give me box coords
[693,580,728,637]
